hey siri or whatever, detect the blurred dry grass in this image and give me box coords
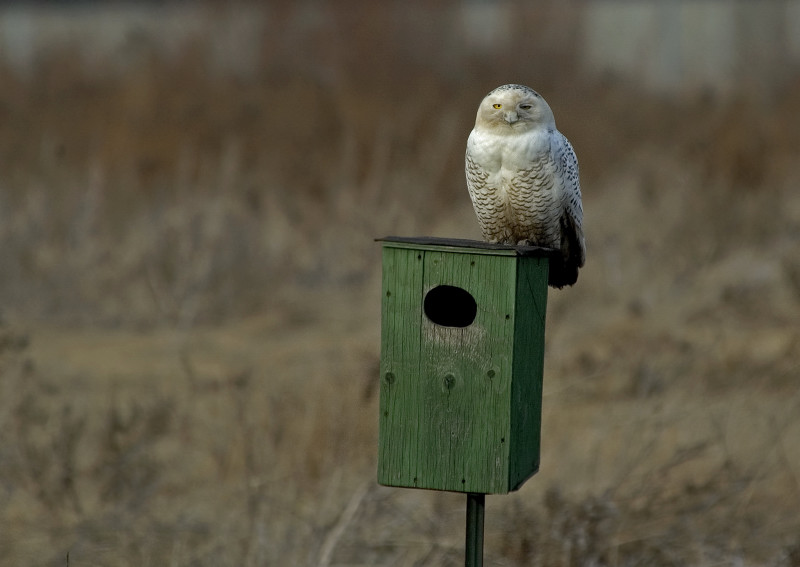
[1,2,800,565]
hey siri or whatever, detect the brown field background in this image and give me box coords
[1,2,800,565]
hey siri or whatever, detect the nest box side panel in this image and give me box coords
[509,256,549,490]
[418,250,516,494]
[378,246,425,487]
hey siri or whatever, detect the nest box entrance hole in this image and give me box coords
[423,285,477,328]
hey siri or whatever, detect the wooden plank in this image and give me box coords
[417,250,515,493]
[509,256,548,489]
[378,246,424,487]
[377,236,557,258]
[381,239,517,257]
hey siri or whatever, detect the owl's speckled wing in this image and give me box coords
[550,132,585,286]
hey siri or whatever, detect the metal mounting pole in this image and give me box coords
[465,493,485,567]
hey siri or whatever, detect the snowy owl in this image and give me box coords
[465,84,585,288]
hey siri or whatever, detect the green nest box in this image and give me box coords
[378,236,553,495]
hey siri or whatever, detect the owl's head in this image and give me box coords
[474,84,556,133]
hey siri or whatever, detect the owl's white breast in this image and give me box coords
[466,127,551,183]
[466,124,566,247]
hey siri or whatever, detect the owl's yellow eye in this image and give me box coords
[519,104,532,110]
[492,103,502,109]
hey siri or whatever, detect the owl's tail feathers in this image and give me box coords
[548,215,585,289]
[548,255,580,288]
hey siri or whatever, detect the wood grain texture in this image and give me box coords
[509,256,548,489]
[378,241,548,494]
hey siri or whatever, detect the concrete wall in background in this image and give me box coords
[0,3,266,78]
[581,0,800,98]
[1,1,798,98]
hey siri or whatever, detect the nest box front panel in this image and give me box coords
[379,245,519,494]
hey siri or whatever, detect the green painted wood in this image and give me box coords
[379,246,424,487]
[378,235,558,258]
[378,240,549,494]
[418,249,515,493]
[509,256,549,489]
[381,240,518,257]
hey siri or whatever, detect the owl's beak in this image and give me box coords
[503,111,519,124]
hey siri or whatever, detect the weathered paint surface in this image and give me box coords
[378,239,548,494]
